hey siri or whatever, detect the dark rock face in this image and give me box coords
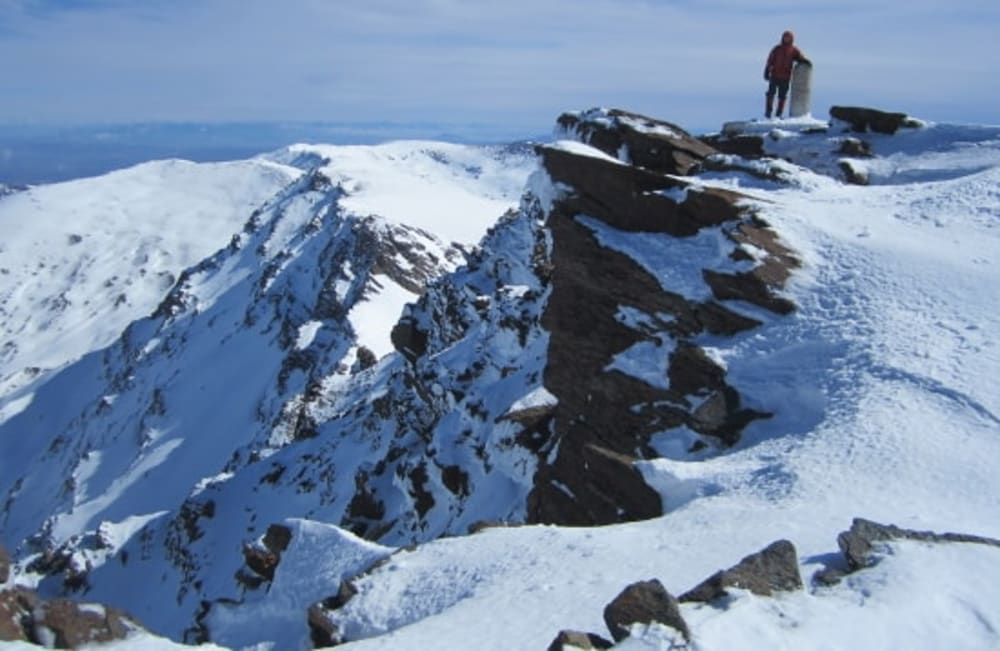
[526,117,799,526]
[830,106,921,135]
[557,108,717,175]
[680,539,803,603]
[838,518,1000,571]
[603,579,689,642]
[547,629,614,650]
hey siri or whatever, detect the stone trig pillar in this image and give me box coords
[789,62,813,118]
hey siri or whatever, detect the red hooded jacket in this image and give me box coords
[765,31,807,82]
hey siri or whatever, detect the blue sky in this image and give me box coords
[1,0,998,136]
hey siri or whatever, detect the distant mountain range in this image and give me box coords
[0,121,545,186]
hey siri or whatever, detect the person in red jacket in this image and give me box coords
[764,30,811,118]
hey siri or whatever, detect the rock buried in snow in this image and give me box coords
[838,517,1000,571]
[603,579,690,642]
[679,539,803,603]
[547,629,614,650]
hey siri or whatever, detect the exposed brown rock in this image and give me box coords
[527,131,798,527]
[700,133,765,158]
[830,106,921,135]
[33,599,140,649]
[679,539,803,603]
[2,589,144,648]
[0,588,38,642]
[538,145,744,237]
[558,108,717,175]
[0,546,9,584]
[703,269,796,314]
[603,579,689,642]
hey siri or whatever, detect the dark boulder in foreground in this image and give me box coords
[680,539,803,603]
[603,579,690,642]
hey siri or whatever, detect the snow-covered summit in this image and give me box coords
[2,106,1000,650]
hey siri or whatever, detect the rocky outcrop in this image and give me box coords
[0,588,143,647]
[526,113,799,526]
[679,539,802,603]
[830,106,922,135]
[557,108,717,175]
[603,579,689,642]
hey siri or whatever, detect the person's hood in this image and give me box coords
[782,30,794,45]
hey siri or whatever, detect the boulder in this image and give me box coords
[830,106,921,135]
[680,539,803,602]
[603,579,689,642]
[547,629,614,650]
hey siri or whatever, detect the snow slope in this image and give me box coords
[0,159,301,404]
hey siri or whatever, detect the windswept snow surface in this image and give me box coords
[265,140,535,245]
[0,159,301,397]
[306,122,1000,650]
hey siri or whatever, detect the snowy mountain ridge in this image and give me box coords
[2,107,1000,650]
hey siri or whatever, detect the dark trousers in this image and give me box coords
[766,79,791,99]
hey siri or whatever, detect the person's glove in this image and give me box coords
[764,70,770,80]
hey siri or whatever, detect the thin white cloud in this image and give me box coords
[0,0,997,130]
